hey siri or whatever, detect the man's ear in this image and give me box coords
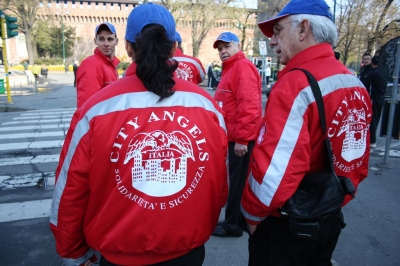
[169,41,178,58]
[125,40,134,59]
[299,20,311,41]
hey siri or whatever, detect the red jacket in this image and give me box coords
[241,44,372,224]
[173,49,206,84]
[214,51,262,144]
[76,47,120,108]
[50,62,228,266]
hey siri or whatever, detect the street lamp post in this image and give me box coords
[57,6,67,65]
[61,7,65,65]
[333,0,336,23]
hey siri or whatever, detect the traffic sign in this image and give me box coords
[259,41,267,56]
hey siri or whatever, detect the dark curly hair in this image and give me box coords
[128,24,178,102]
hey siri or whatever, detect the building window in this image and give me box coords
[125,4,129,11]
[80,1,83,9]
[39,2,43,7]
[110,4,114,10]
[56,3,59,8]
[103,4,106,10]
[95,2,99,10]
[88,4,91,9]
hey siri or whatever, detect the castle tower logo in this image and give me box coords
[176,63,194,81]
[123,130,195,197]
[337,108,367,162]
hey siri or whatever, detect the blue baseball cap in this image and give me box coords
[125,3,176,43]
[258,0,333,38]
[213,32,239,49]
[175,31,182,42]
[95,22,116,35]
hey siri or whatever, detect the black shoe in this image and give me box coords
[212,225,243,238]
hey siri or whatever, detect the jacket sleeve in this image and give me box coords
[76,61,103,108]
[51,109,94,265]
[241,81,311,223]
[195,59,206,84]
[234,63,262,145]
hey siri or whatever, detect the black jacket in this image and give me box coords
[360,64,373,88]
[362,67,387,98]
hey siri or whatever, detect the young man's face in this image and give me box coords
[217,42,240,62]
[94,30,119,59]
[362,55,371,66]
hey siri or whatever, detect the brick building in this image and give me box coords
[8,0,258,67]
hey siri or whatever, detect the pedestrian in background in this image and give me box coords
[75,21,120,108]
[265,64,271,86]
[212,31,262,238]
[73,60,79,87]
[50,3,228,266]
[32,64,40,84]
[40,64,48,84]
[23,61,29,71]
[362,55,387,148]
[359,52,372,83]
[64,63,69,75]
[241,0,372,265]
[207,62,218,90]
[173,31,206,84]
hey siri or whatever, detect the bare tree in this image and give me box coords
[225,2,258,52]
[334,0,399,69]
[335,0,368,65]
[161,0,235,58]
[2,0,41,65]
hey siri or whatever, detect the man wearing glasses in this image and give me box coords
[240,0,371,265]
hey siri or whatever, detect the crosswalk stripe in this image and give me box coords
[25,108,76,113]
[2,118,72,125]
[0,140,64,151]
[12,114,73,120]
[20,111,75,116]
[0,131,65,140]
[0,155,59,166]
[0,124,69,132]
[0,199,52,223]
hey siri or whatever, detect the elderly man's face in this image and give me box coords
[217,41,240,62]
[269,18,300,65]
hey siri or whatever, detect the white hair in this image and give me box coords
[290,14,338,47]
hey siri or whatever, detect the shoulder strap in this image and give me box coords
[290,68,335,172]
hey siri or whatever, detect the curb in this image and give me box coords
[0,104,31,112]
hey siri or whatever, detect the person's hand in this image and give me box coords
[234,143,248,157]
[247,223,257,235]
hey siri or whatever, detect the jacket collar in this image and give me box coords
[278,43,334,78]
[124,62,137,77]
[174,48,184,57]
[94,47,120,68]
[222,50,246,72]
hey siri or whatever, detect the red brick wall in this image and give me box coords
[35,1,257,67]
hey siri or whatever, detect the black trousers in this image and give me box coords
[100,245,205,266]
[370,95,384,144]
[222,141,255,232]
[248,210,345,266]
